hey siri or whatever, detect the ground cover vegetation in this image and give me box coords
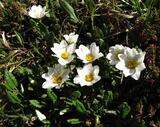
[0,0,160,126]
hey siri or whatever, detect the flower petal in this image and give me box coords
[93,76,101,84]
[115,61,125,71]
[123,68,135,77]
[73,76,80,84]
[137,63,146,71]
[106,53,112,60]
[58,58,69,65]
[75,45,90,60]
[42,81,54,89]
[67,43,76,53]
[93,65,99,76]
[131,70,141,80]
[63,35,69,42]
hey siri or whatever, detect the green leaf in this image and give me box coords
[18,66,33,75]
[94,27,104,38]
[111,80,116,86]
[33,45,43,57]
[119,102,131,118]
[14,31,24,46]
[5,70,18,90]
[47,89,57,103]
[71,91,81,99]
[60,0,79,23]
[29,100,44,108]
[107,91,113,102]
[85,0,96,11]
[67,118,81,124]
[72,100,86,113]
[6,91,21,104]
[85,0,96,29]
[30,19,49,38]
[38,22,50,37]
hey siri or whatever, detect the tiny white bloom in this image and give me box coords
[35,110,46,121]
[116,47,146,80]
[51,40,76,65]
[28,5,47,19]
[106,44,125,65]
[75,42,103,63]
[42,64,70,89]
[63,32,79,44]
[74,64,101,86]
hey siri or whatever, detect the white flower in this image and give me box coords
[116,47,146,80]
[42,64,70,89]
[75,43,103,63]
[63,32,79,44]
[35,110,46,121]
[28,5,47,19]
[51,40,76,65]
[74,64,101,86]
[106,44,125,65]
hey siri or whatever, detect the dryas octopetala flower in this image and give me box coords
[63,32,79,44]
[106,44,125,65]
[42,64,70,89]
[28,5,47,19]
[75,42,103,63]
[73,64,101,86]
[51,40,76,65]
[115,47,146,80]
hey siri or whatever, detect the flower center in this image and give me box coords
[52,74,62,84]
[127,60,139,69]
[61,51,70,60]
[85,73,94,82]
[85,54,95,62]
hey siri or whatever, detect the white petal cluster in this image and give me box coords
[116,48,146,80]
[106,45,146,80]
[106,44,125,65]
[63,32,79,44]
[42,32,79,89]
[51,40,76,65]
[28,5,47,19]
[75,42,104,63]
[42,64,69,89]
[73,64,101,86]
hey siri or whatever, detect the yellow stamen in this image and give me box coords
[52,74,62,84]
[127,60,139,69]
[85,73,94,82]
[61,51,70,60]
[85,54,95,62]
